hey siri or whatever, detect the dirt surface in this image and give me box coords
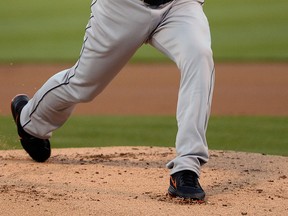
[0,147,287,215]
[1,63,288,116]
[0,63,288,215]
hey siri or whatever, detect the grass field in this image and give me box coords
[0,0,287,62]
[0,0,287,156]
[205,0,288,61]
[1,116,287,156]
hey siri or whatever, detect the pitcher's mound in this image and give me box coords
[0,147,287,215]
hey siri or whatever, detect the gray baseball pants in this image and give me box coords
[20,0,215,176]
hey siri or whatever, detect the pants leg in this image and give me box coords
[20,0,154,139]
[150,0,215,176]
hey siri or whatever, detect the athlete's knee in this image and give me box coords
[178,42,212,68]
[78,94,94,103]
[75,85,106,103]
[178,43,214,86]
[76,90,98,103]
[200,45,213,60]
[191,43,213,62]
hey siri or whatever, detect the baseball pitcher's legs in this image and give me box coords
[150,0,215,178]
[11,0,213,199]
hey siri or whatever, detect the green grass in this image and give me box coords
[205,0,288,61]
[0,0,90,63]
[0,0,287,63]
[207,116,288,156]
[1,115,287,156]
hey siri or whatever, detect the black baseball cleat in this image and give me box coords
[11,94,51,162]
[168,170,205,200]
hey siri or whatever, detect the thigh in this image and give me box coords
[33,0,158,105]
[71,0,154,85]
[149,0,212,65]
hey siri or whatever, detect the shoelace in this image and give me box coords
[179,171,198,187]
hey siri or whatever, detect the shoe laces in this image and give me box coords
[179,171,198,187]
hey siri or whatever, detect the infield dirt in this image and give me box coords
[0,63,288,215]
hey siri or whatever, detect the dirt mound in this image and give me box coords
[0,147,287,215]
